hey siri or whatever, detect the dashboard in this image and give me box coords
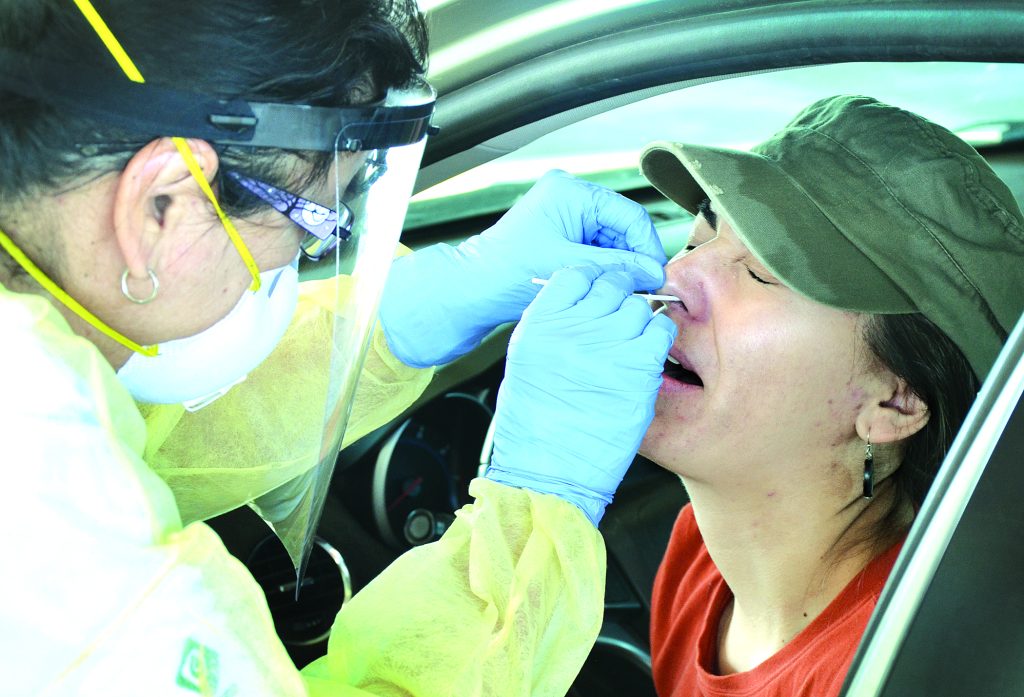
[366,391,493,549]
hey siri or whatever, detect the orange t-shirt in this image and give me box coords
[650,504,903,697]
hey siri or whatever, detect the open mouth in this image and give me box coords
[663,354,704,387]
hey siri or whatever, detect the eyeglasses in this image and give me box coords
[224,150,388,261]
[225,171,349,261]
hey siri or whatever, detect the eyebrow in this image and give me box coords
[697,196,718,231]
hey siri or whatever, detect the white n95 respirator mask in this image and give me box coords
[117,257,299,410]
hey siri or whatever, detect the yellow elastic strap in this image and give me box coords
[172,137,262,291]
[0,228,158,356]
[71,0,144,81]
[72,0,262,292]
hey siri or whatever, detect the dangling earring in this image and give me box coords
[863,436,875,500]
[121,268,159,304]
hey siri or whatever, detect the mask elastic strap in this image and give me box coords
[0,228,158,356]
[71,0,263,293]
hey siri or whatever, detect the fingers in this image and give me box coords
[575,270,633,316]
[581,290,677,354]
[528,263,615,314]
[587,186,669,266]
[515,171,667,291]
[529,170,668,265]
[567,246,666,290]
[529,265,638,329]
[528,265,675,343]
[601,300,677,361]
[640,312,678,361]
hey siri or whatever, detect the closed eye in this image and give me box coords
[746,266,774,285]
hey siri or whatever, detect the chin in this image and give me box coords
[637,437,673,471]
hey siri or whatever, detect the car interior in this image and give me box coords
[206,2,1024,694]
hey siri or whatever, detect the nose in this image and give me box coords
[662,249,713,322]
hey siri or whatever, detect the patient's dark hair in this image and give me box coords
[0,0,427,206]
[862,312,980,552]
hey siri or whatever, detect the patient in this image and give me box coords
[636,95,1024,696]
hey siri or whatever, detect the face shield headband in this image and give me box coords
[0,49,436,153]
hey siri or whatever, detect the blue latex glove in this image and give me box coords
[484,264,677,527]
[380,170,667,368]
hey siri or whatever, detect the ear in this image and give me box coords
[855,376,930,446]
[112,137,220,281]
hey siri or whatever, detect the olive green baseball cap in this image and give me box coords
[640,95,1024,381]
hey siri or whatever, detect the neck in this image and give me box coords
[2,185,136,371]
[2,267,134,370]
[685,474,905,673]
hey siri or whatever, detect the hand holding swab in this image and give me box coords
[530,277,679,302]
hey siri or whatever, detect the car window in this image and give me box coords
[407,61,1024,237]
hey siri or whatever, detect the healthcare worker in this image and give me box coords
[0,1,674,696]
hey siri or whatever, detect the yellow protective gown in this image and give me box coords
[1,278,606,697]
[137,274,434,527]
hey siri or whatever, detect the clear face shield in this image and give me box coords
[227,84,435,579]
[0,20,435,584]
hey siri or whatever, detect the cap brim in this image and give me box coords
[640,141,916,314]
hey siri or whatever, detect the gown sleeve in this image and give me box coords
[302,478,606,697]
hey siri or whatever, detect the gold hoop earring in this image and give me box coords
[863,436,875,500]
[121,268,159,304]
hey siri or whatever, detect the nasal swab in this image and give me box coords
[530,277,679,303]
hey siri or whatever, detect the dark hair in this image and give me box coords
[862,312,980,551]
[0,0,427,210]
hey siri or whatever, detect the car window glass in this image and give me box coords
[407,61,1024,233]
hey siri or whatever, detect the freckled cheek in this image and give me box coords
[830,384,868,421]
[816,383,867,446]
[760,366,837,439]
[828,459,856,497]
[647,402,692,442]
[642,406,707,462]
